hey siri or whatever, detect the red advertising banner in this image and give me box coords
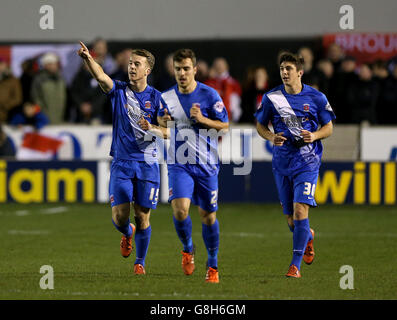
[323,33,397,64]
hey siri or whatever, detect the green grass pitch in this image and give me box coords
[0,202,396,300]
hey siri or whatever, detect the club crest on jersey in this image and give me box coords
[213,101,225,113]
[192,103,201,109]
[169,188,173,197]
[145,101,152,109]
[110,195,115,204]
[303,103,310,112]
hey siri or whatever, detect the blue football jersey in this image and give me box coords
[254,84,336,176]
[159,82,229,176]
[107,80,161,162]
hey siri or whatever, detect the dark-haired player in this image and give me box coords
[158,49,229,283]
[255,52,335,278]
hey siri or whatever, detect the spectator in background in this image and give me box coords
[70,61,110,125]
[0,58,23,123]
[205,57,242,122]
[326,42,345,72]
[298,47,327,93]
[376,63,397,124]
[196,59,209,83]
[332,56,357,123]
[20,58,39,104]
[155,53,176,91]
[111,48,132,82]
[10,101,49,130]
[346,63,379,125]
[31,52,67,124]
[240,66,269,123]
[91,38,117,75]
[316,59,334,96]
[0,123,15,158]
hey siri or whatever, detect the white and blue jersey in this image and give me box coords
[107,80,161,208]
[254,84,336,177]
[159,82,228,212]
[159,82,229,176]
[108,80,161,164]
[255,84,335,214]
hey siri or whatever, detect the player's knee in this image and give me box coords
[112,210,129,226]
[293,204,309,220]
[112,204,130,226]
[134,210,150,230]
[173,207,189,221]
[200,211,217,225]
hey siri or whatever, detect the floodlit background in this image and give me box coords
[0,0,396,300]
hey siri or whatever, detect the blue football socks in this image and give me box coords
[290,218,311,270]
[202,219,220,269]
[134,225,152,267]
[173,215,194,253]
[112,218,133,238]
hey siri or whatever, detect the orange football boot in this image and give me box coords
[181,249,195,275]
[134,264,146,275]
[303,228,315,265]
[205,267,219,283]
[120,223,136,258]
[286,264,301,278]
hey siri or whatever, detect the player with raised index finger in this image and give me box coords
[78,41,168,275]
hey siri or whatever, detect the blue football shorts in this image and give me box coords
[273,169,319,215]
[167,165,219,213]
[109,159,160,209]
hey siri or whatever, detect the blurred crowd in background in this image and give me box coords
[0,38,396,134]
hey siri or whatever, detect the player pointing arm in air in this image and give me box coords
[255,51,335,278]
[78,41,166,275]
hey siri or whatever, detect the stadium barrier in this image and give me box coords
[1,125,396,205]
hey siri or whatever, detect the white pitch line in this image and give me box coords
[40,206,68,214]
[8,230,50,235]
[15,210,30,216]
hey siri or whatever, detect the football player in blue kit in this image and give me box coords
[255,52,335,278]
[78,42,167,275]
[158,49,229,283]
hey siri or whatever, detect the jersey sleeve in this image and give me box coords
[207,90,229,123]
[158,97,170,117]
[151,92,162,126]
[106,79,124,97]
[317,93,336,125]
[254,94,273,126]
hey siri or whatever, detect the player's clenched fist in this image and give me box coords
[138,117,151,131]
[273,132,287,146]
[77,41,91,60]
[190,105,203,123]
[301,129,316,143]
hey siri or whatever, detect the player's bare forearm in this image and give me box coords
[149,125,170,139]
[302,121,333,143]
[314,121,333,140]
[256,122,287,146]
[256,122,272,141]
[78,41,113,93]
[197,117,229,132]
[157,116,168,128]
[82,57,113,93]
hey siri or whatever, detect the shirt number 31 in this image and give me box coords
[303,182,316,198]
